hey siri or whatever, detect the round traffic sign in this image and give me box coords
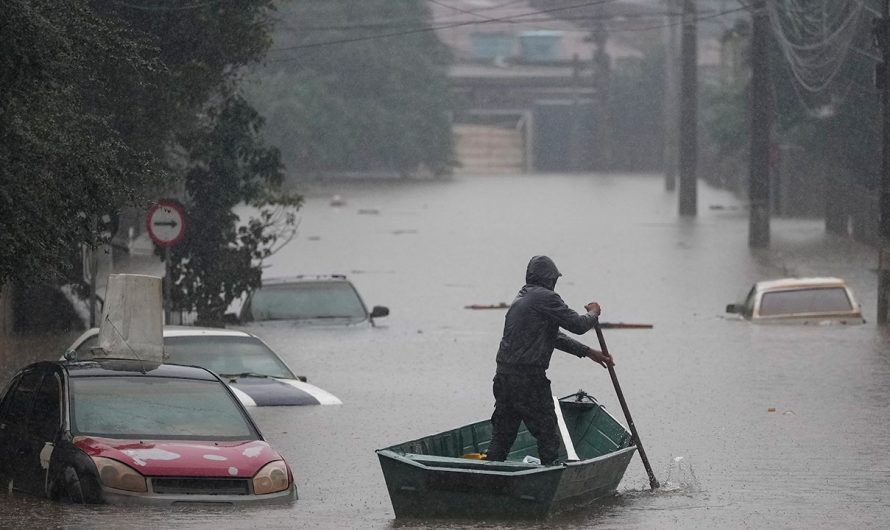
[146,199,186,246]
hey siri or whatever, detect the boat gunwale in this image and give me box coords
[375,444,637,476]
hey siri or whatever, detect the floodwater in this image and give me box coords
[2,173,889,529]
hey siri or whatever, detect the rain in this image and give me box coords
[2,1,890,528]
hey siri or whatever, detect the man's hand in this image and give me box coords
[587,348,614,368]
[584,302,601,316]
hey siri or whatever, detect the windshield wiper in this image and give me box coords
[220,372,270,380]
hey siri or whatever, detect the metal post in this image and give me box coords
[749,0,772,248]
[164,246,172,325]
[89,216,98,327]
[678,0,698,216]
[878,0,890,323]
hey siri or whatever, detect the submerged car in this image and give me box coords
[0,359,296,504]
[65,327,341,406]
[233,275,389,327]
[725,277,865,324]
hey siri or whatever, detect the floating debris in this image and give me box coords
[465,303,510,310]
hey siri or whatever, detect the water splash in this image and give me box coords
[659,455,701,493]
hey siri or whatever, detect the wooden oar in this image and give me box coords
[598,322,653,329]
[594,321,660,490]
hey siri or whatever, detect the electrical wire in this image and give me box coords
[267,2,747,58]
[767,0,868,116]
[268,0,624,53]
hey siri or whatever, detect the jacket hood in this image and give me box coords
[525,256,562,288]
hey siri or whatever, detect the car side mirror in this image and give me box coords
[223,313,240,325]
[726,303,739,314]
[370,306,389,319]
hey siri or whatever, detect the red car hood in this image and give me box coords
[73,437,280,478]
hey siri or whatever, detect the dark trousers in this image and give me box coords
[486,372,560,465]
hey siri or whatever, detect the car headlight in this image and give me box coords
[91,457,147,493]
[252,460,290,495]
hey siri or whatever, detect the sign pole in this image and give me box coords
[146,199,186,326]
[165,246,172,324]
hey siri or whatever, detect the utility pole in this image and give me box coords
[663,0,680,191]
[878,0,890,323]
[748,0,771,248]
[678,0,698,215]
[592,14,612,171]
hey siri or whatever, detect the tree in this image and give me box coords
[245,0,459,178]
[0,0,162,286]
[703,14,880,201]
[168,94,301,323]
[2,0,300,327]
[94,1,302,323]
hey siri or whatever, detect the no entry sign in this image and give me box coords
[146,199,186,246]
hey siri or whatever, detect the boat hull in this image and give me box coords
[376,392,636,519]
[377,446,636,519]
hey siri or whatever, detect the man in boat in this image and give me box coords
[485,255,613,466]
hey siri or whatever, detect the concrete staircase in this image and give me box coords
[453,124,525,174]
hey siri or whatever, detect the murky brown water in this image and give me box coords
[2,173,889,528]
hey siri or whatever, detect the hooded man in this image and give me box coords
[485,255,613,465]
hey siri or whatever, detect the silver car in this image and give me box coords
[65,327,341,406]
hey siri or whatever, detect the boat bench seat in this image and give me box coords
[403,453,542,473]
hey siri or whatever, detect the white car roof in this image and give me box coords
[78,326,256,339]
[754,277,848,293]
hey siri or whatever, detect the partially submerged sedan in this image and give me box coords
[234,275,389,327]
[66,327,341,406]
[0,359,297,504]
[726,277,865,324]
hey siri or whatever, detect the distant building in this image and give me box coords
[430,0,651,174]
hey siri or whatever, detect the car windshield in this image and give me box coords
[244,281,366,321]
[165,335,295,379]
[759,287,853,317]
[70,376,257,440]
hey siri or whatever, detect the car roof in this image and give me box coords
[162,326,256,338]
[78,326,258,339]
[754,277,849,293]
[62,359,221,380]
[259,275,351,286]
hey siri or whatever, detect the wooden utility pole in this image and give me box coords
[592,15,612,170]
[748,0,771,248]
[878,0,890,323]
[663,0,680,191]
[678,0,697,216]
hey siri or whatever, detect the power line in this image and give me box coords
[268,0,623,53]
[267,3,748,58]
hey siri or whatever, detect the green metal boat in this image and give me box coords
[376,391,636,519]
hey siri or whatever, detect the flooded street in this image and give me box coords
[2,173,889,528]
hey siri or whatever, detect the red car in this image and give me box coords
[0,359,296,504]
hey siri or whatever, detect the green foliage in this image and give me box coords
[245,0,458,177]
[2,0,300,322]
[168,94,300,322]
[704,22,880,191]
[703,82,749,155]
[0,0,162,285]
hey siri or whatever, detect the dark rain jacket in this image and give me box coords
[495,256,598,376]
